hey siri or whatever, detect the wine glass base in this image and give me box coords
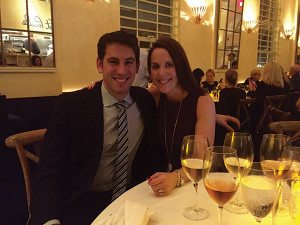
[224,201,249,214]
[183,206,209,220]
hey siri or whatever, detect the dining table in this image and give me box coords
[91,180,293,225]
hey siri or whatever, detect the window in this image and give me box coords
[216,0,244,69]
[0,0,54,68]
[120,0,178,48]
[257,0,280,67]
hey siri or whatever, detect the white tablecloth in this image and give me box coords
[92,180,293,225]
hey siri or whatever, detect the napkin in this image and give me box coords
[95,200,152,225]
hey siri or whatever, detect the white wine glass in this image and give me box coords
[241,162,277,224]
[260,134,292,182]
[203,146,240,225]
[180,135,210,220]
[286,146,300,180]
[223,132,254,214]
[289,178,300,225]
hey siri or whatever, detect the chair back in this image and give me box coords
[237,98,256,132]
[5,129,46,212]
[264,94,286,109]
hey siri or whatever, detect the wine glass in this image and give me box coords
[260,134,292,182]
[203,146,240,225]
[289,178,300,225]
[180,135,210,220]
[286,146,300,180]
[223,132,254,214]
[241,162,277,224]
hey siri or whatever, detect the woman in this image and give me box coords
[201,69,218,92]
[146,37,216,197]
[256,62,289,97]
[219,69,246,117]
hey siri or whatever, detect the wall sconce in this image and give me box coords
[186,0,207,24]
[284,27,295,39]
[244,20,258,33]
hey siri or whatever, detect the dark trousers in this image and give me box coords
[61,190,112,225]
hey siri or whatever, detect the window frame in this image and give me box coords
[0,0,55,72]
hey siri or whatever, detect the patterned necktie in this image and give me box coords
[112,100,129,201]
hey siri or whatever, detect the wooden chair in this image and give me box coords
[237,98,256,132]
[5,129,46,214]
[264,94,287,109]
[269,121,300,144]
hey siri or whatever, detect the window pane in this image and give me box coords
[233,33,240,49]
[159,0,172,6]
[138,21,156,31]
[229,0,236,11]
[159,6,171,15]
[218,30,226,50]
[120,0,136,7]
[139,1,157,12]
[1,0,27,30]
[121,18,137,28]
[158,33,171,38]
[28,0,52,33]
[121,8,136,18]
[138,30,157,38]
[121,28,137,36]
[140,41,151,48]
[220,9,228,30]
[225,31,233,47]
[234,13,242,32]
[139,11,156,22]
[158,24,171,33]
[158,15,172,24]
[227,11,235,31]
[216,50,225,69]
[221,0,229,9]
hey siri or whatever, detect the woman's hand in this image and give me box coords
[147,172,178,197]
[216,114,240,132]
[85,80,101,90]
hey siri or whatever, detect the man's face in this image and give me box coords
[97,43,139,100]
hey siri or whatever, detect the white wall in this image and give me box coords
[0,0,298,98]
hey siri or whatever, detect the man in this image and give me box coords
[23,34,40,55]
[29,31,161,225]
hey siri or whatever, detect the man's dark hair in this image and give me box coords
[97,31,140,65]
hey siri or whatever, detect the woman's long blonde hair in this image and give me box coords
[261,62,284,88]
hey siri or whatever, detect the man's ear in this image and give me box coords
[96,57,103,73]
[136,60,140,73]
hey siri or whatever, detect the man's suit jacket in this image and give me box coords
[29,82,161,224]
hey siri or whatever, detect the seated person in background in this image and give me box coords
[227,52,236,68]
[192,68,204,87]
[219,69,246,118]
[31,55,42,66]
[202,69,218,92]
[256,62,290,98]
[23,34,40,55]
[28,31,161,225]
[289,64,300,92]
[231,60,238,69]
[244,68,261,98]
[132,48,148,88]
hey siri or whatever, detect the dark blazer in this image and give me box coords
[29,82,161,224]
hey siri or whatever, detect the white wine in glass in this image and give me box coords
[223,132,254,214]
[180,135,210,220]
[241,162,277,224]
[203,146,240,225]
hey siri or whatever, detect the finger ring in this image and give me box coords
[158,189,163,195]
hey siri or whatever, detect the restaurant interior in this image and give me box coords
[0,0,300,225]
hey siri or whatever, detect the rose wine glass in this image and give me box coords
[180,135,210,220]
[203,146,240,225]
[223,132,254,214]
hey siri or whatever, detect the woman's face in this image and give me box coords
[150,48,180,95]
[206,72,215,83]
[35,57,41,66]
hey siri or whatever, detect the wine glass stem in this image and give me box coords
[217,205,223,225]
[193,182,199,211]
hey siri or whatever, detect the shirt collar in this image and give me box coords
[101,82,132,107]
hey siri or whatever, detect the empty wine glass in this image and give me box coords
[203,146,240,225]
[224,132,254,214]
[241,162,277,224]
[180,135,210,220]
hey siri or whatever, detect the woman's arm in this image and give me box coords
[195,94,216,146]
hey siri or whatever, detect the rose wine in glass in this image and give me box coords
[180,135,210,220]
[203,146,240,225]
